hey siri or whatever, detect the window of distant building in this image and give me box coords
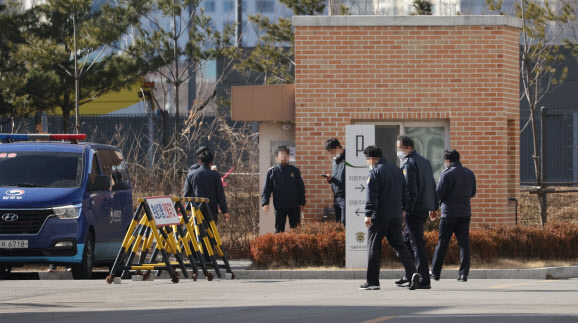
[256,0,275,13]
[224,0,233,12]
[204,0,215,12]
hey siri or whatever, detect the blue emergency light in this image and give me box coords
[0,133,87,141]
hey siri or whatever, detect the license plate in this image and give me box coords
[0,240,28,248]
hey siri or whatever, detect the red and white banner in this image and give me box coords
[145,196,180,227]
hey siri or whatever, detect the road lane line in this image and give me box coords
[360,315,396,323]
[490,280,554,289]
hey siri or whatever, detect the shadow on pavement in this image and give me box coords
[0,306,576,323]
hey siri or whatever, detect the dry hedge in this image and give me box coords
[250,221,578,268]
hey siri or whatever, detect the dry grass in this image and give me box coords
[519,188,578,225]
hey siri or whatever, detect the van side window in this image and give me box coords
[109,150,130,191]
[96,150,113,191]
[88,154,99,186]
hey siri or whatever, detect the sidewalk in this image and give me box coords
[5,260,578,280]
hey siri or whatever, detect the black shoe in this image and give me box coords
[408,273,421,290]
[429,270,440,281]
[359,282,380,290]
[395,277,409,286]
[416,284,432,290]
[457,275,468,282]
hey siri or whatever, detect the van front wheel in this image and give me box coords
[72,232,94,280]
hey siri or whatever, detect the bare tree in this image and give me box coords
[487,0,575,225]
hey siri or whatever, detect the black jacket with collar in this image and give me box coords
[262,164,306,209]
[365,158,408,220]
[436,161,476,218]
[401,151,440,214]
[183,165,229,214]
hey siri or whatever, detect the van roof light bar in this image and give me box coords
[0,134,87,143]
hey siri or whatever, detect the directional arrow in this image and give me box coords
[345,161,367,169]
[355,209,364,216]
[355,184,365,192]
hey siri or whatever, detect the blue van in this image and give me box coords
[0,134,133,279]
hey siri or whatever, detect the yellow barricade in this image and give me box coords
[106,196,235,284]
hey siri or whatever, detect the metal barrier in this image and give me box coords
[106,196,234,284]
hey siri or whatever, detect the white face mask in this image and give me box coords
[397,150,407,161]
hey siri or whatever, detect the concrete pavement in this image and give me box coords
[0,278,577,322]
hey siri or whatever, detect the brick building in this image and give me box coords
[232,15,522,234]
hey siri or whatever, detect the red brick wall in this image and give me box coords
[294,25,520,228]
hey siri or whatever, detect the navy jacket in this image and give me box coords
[189,163,201,171]
[330,151,345,199]
[401,151,440,214]
[183,165,228,214]
[436,161,476,218]
[262,164,306,209]
[365,159,408,220]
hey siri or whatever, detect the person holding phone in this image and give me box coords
[324,138,346,226]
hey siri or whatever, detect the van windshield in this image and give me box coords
[0,151,84,188]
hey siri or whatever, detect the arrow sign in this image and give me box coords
[355,184,365,192]
[345,161,367,169]
[355,209,364,216]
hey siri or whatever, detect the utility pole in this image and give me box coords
[235,0,243,47]
[73,13,80,134]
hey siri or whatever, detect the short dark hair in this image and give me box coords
[199,151,214,165]
[195,146,210,156]
[397,135,414,148]
[443,149,460,163]
[325,138,342,150]
[363,145,383,158]
[277,145,291,155]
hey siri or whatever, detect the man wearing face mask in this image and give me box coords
[262,146,306,233]
[324,138,346,226]
[395,136,439,289]
[430,149,476,282]
[359,145,420,291]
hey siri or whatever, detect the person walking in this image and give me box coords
[359,145,420,291]
[396,135,439,289]
[430,149,476,282]
[183,149,230,224]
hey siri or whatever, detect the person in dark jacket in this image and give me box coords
[262,146,306,233]
[430,149,476,282]
[183,150,230,224]
[360,145,420,291]
[189,146,210,171]
[396,135,439,289]
[325,138,346,226]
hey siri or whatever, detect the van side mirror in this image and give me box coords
[88,175,111,192]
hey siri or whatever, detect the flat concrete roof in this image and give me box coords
[292,15,522,28]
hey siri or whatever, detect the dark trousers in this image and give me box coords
[333,197,346,226]
[201,206,219,261]
[431,217,471,277]
[403,212,431,285]
[366,217,417,286]
[275,207,301,233]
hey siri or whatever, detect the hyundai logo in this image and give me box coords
[1,213,19,222]
[5,189,25,196]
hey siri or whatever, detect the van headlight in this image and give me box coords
[53,204,82,219]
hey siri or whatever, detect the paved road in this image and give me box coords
[0,278,577,322]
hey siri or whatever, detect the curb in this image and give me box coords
[5,266,578,280]
[235,266,578,280]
